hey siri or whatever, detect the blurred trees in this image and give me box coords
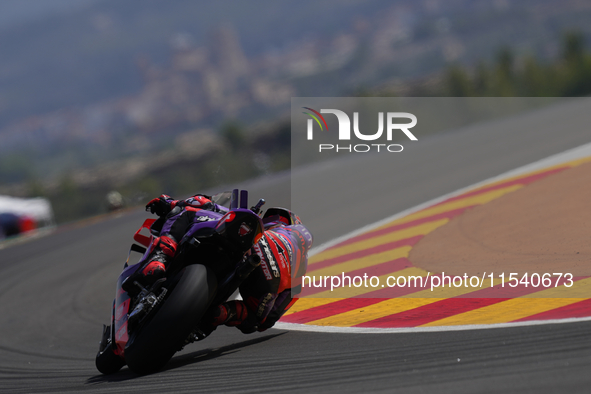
[10,120,291,224]
[221,121,246,152]
[444,31,591,97]
[0,154,34,184]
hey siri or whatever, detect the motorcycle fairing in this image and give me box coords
[133,218,156,247]
[112,263,140,357]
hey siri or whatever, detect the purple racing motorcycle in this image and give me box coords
[95,190,265,375]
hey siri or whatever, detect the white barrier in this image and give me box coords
[0,195,54,226]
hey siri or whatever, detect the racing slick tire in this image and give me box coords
[124,264,217,374]
[95,341,126,375]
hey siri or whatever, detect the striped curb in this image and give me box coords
[279,143,591,331]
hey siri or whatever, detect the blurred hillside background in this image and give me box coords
[1,0,591,224]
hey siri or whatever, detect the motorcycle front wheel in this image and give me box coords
[95,341,125,374]
[124,264,217,375]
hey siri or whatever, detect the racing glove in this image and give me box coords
[145,194,178,217]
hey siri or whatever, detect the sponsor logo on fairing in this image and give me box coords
[195,215,216,222]
[224,212,236,222]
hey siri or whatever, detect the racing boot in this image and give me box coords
[122,235,178,294]
[211,301,261,334]
[195,300,250,339]
[211,301,249,327]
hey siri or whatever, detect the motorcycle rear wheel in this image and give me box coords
[124,264,217,374]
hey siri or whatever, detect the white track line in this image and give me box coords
[275,316,591,333]
[283,141,591,333]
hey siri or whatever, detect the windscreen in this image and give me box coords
[210,191,233,209]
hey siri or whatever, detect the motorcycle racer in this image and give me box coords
[124,193,312,334]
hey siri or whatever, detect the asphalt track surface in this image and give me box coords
[1,98,591,393]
